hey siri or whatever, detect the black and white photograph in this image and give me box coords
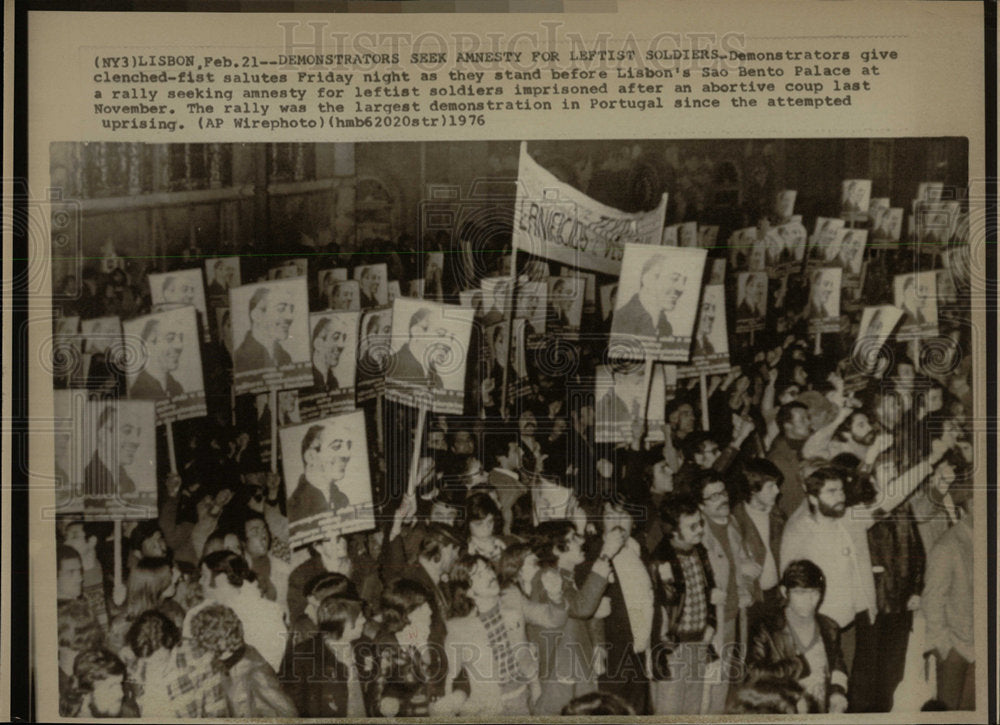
[280,410,376,547]
[123,306,206,423]
[872,206,905,243]
[840,178,873,218]
[305,311,359,415]
[205,256,241,304]
[354,263,388,308]
[678,221,699,249]
[43,136,978,720]
[148,268,207,319]
[78,399,157,519]
[385,297,474,414]
[894,271,939,338]
[775,189,797,220]
[269,257,308,280]
[611,243,707,360]
[736,272,768,333]
[229,277,312,395]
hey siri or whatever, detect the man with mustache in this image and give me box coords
[84,405,139,502]
[390,308,445,389]
[161,274,196,307]
[288,423,353,525]
[614,254,686,340]
[234,286,294,373]
[311,315,348,392]
[129,317,185,399]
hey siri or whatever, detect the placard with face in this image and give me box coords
[808,267,843,332]
[594,363,633,444]
[708,259,727,286]
[777,221,808,264]
[611,244,707,362]
[936,268,959,306]
[548,275,584,338]
[480,277,513,327]
[317,270,358,312]
[149,268,207,319]
[205,257,241,300]
[599,283,619,323]
[809,218,845,262]
[424,252,445,302]
[868,197,890,221]
[872,207,904,243]
[698,225,719,249]
[644,363,677,443]
[852,305,904,375]
[660,224,679,247]
[79,316,123,391]
[385,298,474,415]
[301,311,359,417]
[78,399,157,520]
[678,222,699,249]
[916,181,944,203]
[680,284,730,376]
[53,315,82,387]
[838,229,868,276]
[123,306,206,424]
[230,278,312,396]
[840,179,873,219]
[775,189,797,220]
[269,258,308,280]
[728,227,757,270]
[516,280,547,342]
[736,272,768,333]
[356,307,393,404]
[915,200,960,244]
[50,390,84,516]
[354,263,389,309]
[281,410,375,546]
[894,271,939,338]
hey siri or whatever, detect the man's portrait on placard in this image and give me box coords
[594,364,631,443]
[697,225,719,249]
[547,276,584,334]
[123,306,204,402]
[318,270,359,312]
[736,272,768,324]
[278,389,302,426]
[309,311,359,394]
[809,217,845,260]
[149,268,207,319]
[599,283,618,323]
[775,189,796,220]
[205,257,240,299]
[678,221,698,248]
[481,277,512,327]
[79,316,123,390]
[809,267,842,320]
[387,280,402,304]
[838,229,868,276]
[80,400,156,515]
[269,258,307,280]
[894,271,939,336]
[356,308,393,391]
[840,178,872,217]
[778,221,808,263]
[354,263,388,309]
[611,244,706,360]
[854,305,904,374]
[516,280,547,339]
[281,411,373,534]
[229,278,311,392]
[690,284,729,361]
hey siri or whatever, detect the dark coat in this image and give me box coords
[129,369,183,399]
[287,474,329,524]
[234,331,292,373]
[732,502,787,603]
[279,634,373,717]
[613,293,672,339]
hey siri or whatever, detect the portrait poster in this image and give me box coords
[808,267,844,333]
[409,278,425,299]
[839,229,869,277]
[915,199,961,244]
[777,220,809,265]
[516,280,547,345]
[678,222,699,249]
[52,315,81,388]
[728,227,758,270]
[610,243,707,362]
[424,252,445,302]
[660,224,679,247]
[735,272,768,334]
[916,181,945,203]
[594,363,634,444]
[763,227,786,269]
[281,410,375,548]
[354,263,389,309]
[872,206,904,245]
[936,268,959,307]
[269,257,308,280]
[707,259,727,286]
[385,298,474,415]
[808,217,846,264]
[480,276,513,327]
[599,283,618,324]
[644,363,678,443]
[229,277,312,396]
[547,275,584,339]
[678,284,730,377]
[316,271,359,312]
[851,304,905,376]
[123,306,206,424]
[204,256,241,304]
[697,225,719,249]
[78,316,123,394]
[840,178,873,220]
[78,399,157,520]
[297,310,360,419]
[512,141,667,276]
[355,307,393,405]
[277,389,303,427]
[894,271,939,339]
[867,196,890,223]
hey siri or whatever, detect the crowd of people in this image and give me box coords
[53,176,975,718]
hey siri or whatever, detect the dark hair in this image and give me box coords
[304,571,358,602]
[129,520,163,554]
[379,578,431,635]
[240,513,269,542]
[58,543,81,572]
[781,559,826,596]
[189,603,244,658]
[200,550,255,589]
[658,493,703,540]
[311,315,332,345]
[418,523,463,563]
[247,286,269,316]
[126,610,181,659]
[804,466,844,500]
[58,599,103,651]
[776,401,808,431]
[743,457,784,494]
[534,519,578,568]
[316,595,364,640]
[691,468,727,502]
[497,541,534,590]
[727,677,803,714]
[561,691,636,716]
[665,396,694,421]
[448,553,494,618]
[301,424,325,460]
[680,431,717,462]
[73,648,125,692]
[463,491,502,538]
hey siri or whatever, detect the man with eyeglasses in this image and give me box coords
[234,285,295,373]
[130,317,185,399]
[288,423,353,524]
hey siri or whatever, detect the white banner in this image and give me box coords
[512,142,667,275]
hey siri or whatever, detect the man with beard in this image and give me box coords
[130,318,185,399]
[84,405,139,501]
[311,316,347,392]
[62,649,127,718]
[234,286,294,373]
[613,254,686,340]
[288,423,352,524]
[803,410,881,462]
[780,434,954,702]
